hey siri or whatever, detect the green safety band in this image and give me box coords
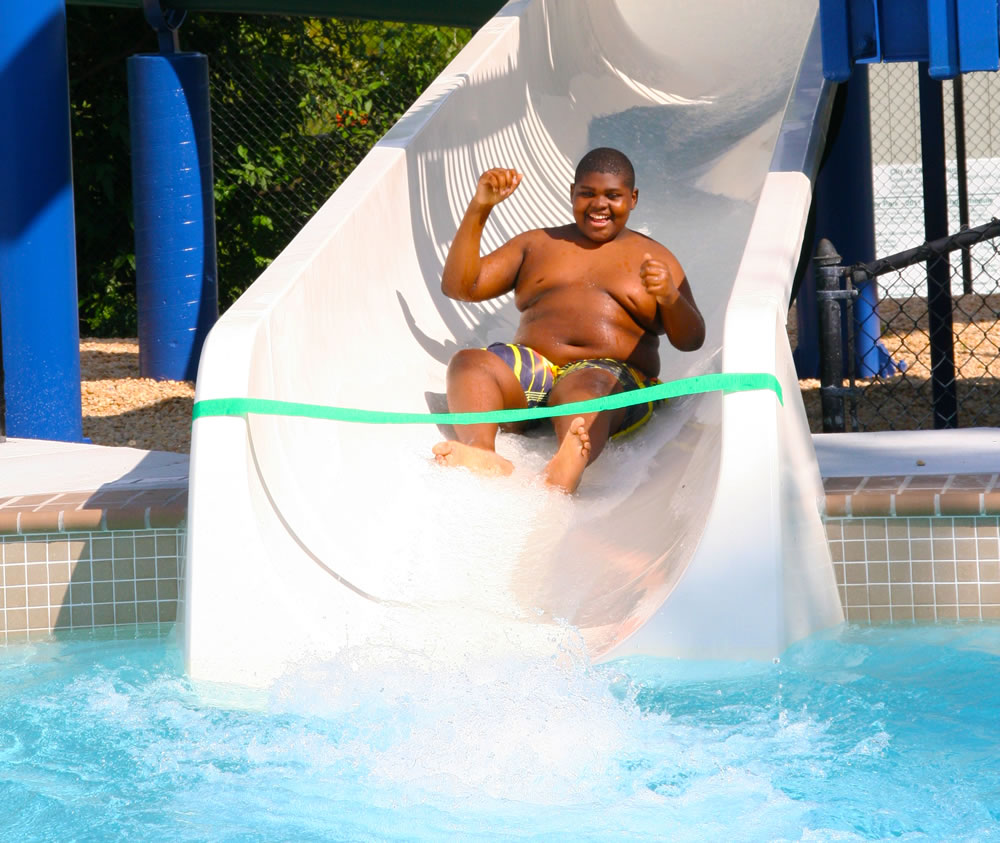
[191,372,781,426]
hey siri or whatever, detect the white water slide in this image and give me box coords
[185,0,844,688]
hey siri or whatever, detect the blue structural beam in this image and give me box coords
[0,0,84,442]
[128,52,219,382]
[820,0,1000,80]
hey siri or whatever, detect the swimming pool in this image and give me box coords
[3,622,999,841]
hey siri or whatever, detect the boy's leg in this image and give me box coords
[432,348,528,475]
[543,367,626,492]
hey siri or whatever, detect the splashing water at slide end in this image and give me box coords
[185,0,843,688]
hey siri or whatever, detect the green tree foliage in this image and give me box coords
[66,9,470,336]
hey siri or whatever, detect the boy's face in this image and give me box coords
[570,171,638,243]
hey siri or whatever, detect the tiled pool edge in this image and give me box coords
[2,473,1000,641]
[0,489,186,643]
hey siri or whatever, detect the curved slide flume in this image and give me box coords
[185,0,843,688]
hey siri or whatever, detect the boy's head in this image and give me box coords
[570,147,638,243]
[574,147,635,190]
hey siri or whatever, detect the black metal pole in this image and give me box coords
[918,63,958,429]
[953,75,973,296]
[817,238,846,432]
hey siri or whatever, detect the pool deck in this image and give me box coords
[0,428,998,639]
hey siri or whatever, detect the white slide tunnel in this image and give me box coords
[185,0,843,688]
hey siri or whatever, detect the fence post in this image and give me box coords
[918,63,958,428]
[816,238,846,432]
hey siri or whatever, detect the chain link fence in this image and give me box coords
[809,63,1000,432]
[66,10,470,336]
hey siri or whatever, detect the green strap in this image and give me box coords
[191,372,781,426]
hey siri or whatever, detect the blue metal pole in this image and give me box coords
[128,51,218,382]
[796,65,878,379]
[0,0,83,442]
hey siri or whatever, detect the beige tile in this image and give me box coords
[889,561,912,583]
[112,536,135,559]
[27,607,49,632]
[845,564,867,585]
[46,541,70,562]
[48,582,69,607]
[70,605,93,628]
[6,608,27,631]
[936,605,959,620]
[957,561,979,582]
[932,539,956,561]
[892,604,915,621]
[155,533,178,556]
[135,559,156,580]
[979,539,1000,562]
[975,518,999,537]
[912,561,933,583]
[866,540,888,562]
[868,562,889,584]
[5,586,26,609]
[50,606,68,629]
[868,584,891,605]
[135,580,157,602]
[3,542,26,564]
[958,583,980,605]
[910,540,932,561]
[830,542,844,563]
[91,560,113,582]
[980,561,1000,582]
[869,606,892,623]
[979,583,1000,604]
[933,561,957,582]
[114,581,136,603]
[935,583,958,604]
[26,564,48,586]
[846,585,869,607]
[908,518,932,538]
[953,517,978,536]
[888,540,911,561]
[846,606,870,622]
[67,539,90,561]
[26,585,48,608]
[157,558,178,579]
[70,582,92,605]
[844,541,866,562]
[159,601,177,623]
[865,519,888,539]
[115,603,136,624]
[25,542,47,563]
[92,604,114,626]
[914,605,937,621]
[982,605,1000,620]
[959,605,983,619]
[48,562,70,585]
[157,579,178,601]
[136,602,158,624]
[913,584,935,605]
[887,521,909,539]
[4,564,26,587]
[843,520,864,540]
[92,582,114,604]
[955,539,978,561]
[826,521,843,540]
[932,518,957,537]
[71,560,92,583]
[834,563,845,585]
[113,559,135,580]
[91,538,113,560]
[890,584,914,606]
[135,537,155,559]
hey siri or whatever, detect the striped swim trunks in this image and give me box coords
[485,342,661,438]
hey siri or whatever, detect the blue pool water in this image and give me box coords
[3,623,1000,841]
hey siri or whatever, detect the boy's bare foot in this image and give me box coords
[432,440,514,476]
[543,417,591,493]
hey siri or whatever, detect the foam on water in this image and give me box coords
[4,624,1000,840]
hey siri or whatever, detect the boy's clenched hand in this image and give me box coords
[475,168,523,207]
[639,252,681,305]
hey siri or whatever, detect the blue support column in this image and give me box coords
[128,51,218,382]
[795,65,877,378]
[0,0,83,442]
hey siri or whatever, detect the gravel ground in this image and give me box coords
[84,302,998,453]
[81,338,194,453]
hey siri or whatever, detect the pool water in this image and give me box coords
[3,623,1000,841]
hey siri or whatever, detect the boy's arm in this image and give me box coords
[639,250,706,351]
[441,168,527,302]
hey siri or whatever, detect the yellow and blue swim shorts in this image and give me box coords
[485,342,661,438]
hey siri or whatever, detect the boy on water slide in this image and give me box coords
[432,147,705,493]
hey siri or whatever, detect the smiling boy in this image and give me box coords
[432,147,705,493]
